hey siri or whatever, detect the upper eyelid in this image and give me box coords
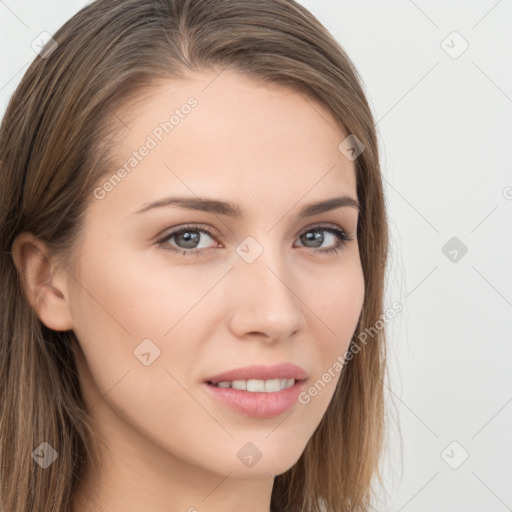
[160,221,347,233]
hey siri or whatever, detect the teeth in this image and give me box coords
[213,378,296,392]
[231,380,247,390]
[247,379,265,392]
[264,379,281,392]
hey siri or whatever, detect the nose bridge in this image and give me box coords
[228,236,304,339]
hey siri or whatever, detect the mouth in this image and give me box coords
[206,377,298,392]
[202,363,308,418]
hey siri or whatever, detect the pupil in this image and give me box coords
[178,231,199,248]
[303,230,323,248]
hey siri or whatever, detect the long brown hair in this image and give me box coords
[0,1,390,510]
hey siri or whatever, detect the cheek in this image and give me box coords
[66,242,169,383]
[71,237,217,340]
[297,258,364,406]
[308,257,365,352]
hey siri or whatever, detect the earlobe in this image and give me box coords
[10,232,74,331]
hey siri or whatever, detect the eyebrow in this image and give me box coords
[133,195,360,218]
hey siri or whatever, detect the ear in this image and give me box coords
[11,232,74,331]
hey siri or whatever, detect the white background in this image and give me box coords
[1,1,511,511]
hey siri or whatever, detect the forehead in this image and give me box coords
[93,70,357,218]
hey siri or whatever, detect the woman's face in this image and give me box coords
[67,69,365,478]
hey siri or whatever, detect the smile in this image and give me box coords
[209,378,296,392]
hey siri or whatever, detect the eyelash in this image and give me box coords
[156,223,353,258]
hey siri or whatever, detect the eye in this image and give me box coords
[156,223,353,257]
[294,225,353,255]
[156,224,219,257]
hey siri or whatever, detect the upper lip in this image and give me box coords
[205,363,308,384]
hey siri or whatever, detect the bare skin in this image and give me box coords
[12,69,365,512]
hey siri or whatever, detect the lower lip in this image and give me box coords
[202,380,305,419]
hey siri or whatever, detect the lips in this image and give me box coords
[202,363,308,418]
[204,363,308,384]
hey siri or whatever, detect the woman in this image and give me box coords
[0,1,389,511]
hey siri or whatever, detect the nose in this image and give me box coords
[226,243,306,343]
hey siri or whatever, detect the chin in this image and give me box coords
[231,436,308,478]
